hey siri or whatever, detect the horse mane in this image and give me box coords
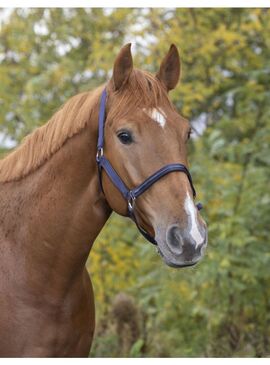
[0,69,172,183]
[0,86,102,183]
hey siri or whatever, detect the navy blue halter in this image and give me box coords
[96,88,202,245]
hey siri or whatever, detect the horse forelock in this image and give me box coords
[107,69,174,121]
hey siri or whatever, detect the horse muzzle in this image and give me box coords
[156,223,208,268]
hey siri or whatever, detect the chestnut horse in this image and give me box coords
[0,44,207,357]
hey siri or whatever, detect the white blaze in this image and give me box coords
[184,193,204,248]
[144,108,166,128]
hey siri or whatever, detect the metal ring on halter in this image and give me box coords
[96,147,103,162]
[127,192,136,212]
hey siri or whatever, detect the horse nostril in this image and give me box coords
[166,224,208,261]
[166,225,184,255]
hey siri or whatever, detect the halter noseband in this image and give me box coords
[96,88,202,246]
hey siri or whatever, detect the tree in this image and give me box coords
[0,8,132,141]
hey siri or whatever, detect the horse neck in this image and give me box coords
[7,108,112,290]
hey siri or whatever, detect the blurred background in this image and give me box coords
[0,8,269,357]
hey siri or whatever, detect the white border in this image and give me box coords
[0,3,269,363]
[1,357,270,363]
[0,1,270,8]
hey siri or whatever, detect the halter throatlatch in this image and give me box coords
[96,88,203,246]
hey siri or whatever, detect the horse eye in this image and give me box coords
[117,131,133,145]
[187,129,192,140]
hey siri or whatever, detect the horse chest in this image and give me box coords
[0,270,95,357]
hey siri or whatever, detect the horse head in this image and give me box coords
[99,44,208,268]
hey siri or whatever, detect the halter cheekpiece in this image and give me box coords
[96,88,203,246]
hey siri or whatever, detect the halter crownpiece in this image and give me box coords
[96,88,203,246]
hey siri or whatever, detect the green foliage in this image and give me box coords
[1,8,269,357]
[0,8,131,141]
[129,339,144,357]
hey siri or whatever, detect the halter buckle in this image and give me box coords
[127,192,136,212]
[96,147,104,162]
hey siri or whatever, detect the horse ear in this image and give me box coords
[156,44,181,91]
[112,43,133,91]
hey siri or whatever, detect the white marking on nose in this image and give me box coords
[143,108,166,128]
[184,193,204,248]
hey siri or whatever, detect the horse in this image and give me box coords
[0,43,207,357]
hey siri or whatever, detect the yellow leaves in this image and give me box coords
[51,66,65,84]
[86,214,142,312]
[241,12,263,33]
[208,162,242,197]
[220,258,230,269]
[17,39,31,54]
[234,172,242,183]
[0,67,12,88]
[178,81,212,117]
[178,281,192,298]
[217,24,243,44]
[201,281,210,290]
